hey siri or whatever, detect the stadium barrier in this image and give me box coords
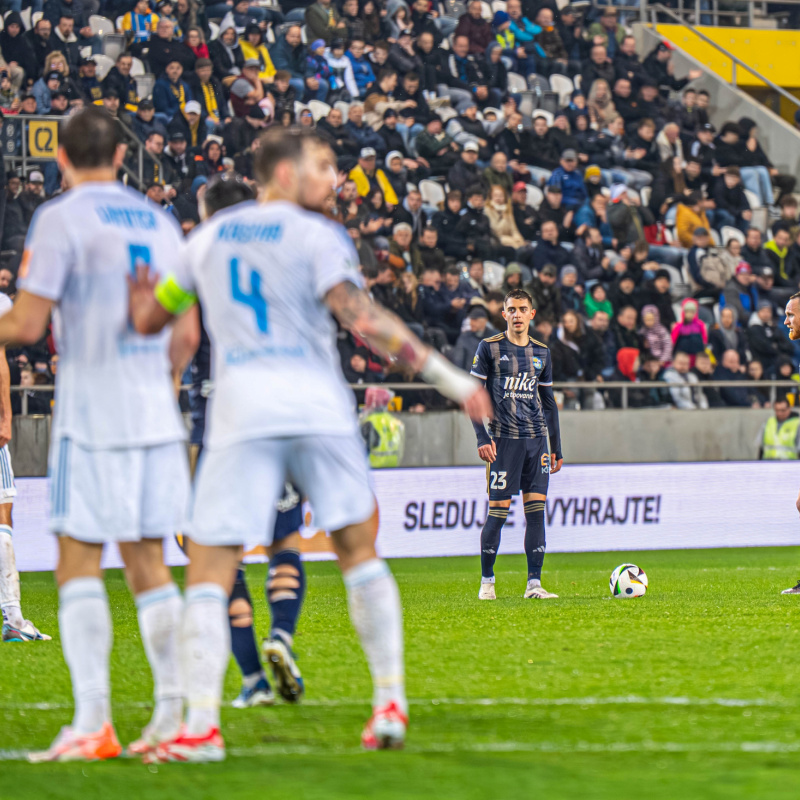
[11,461,800,572]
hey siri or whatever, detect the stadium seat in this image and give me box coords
[102,33,126,61]
[491,0,507,10]
[480,1,493,19]
[709,228,720,245]
[32,10,42,25]
[307,99,331,122]
[285,7,305,22]
[135,72,155,99]
[92,53,115,81]
[721,225,745,246]
[301,24,307,43]
[208,20,220,40]
[483,260,505,289]
[131,57,145,77]
[419,179,445,209]
[640,185,652,207]
[525,183,543,209]
[115,15,124,31]
[89,14,116,37]
[547,73,573,108]
[334,100,350,119]
[19,7,29,28]
[743,188,761,210]
[507,72,527,93]
[294,101,307,118]
[438,106,457,122]
[573,74,581,91]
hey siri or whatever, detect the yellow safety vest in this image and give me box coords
[362,411,405,468]
[763,415,800,460]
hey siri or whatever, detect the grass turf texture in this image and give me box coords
[3,547,800,798]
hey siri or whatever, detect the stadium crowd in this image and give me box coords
[0,0,798,410]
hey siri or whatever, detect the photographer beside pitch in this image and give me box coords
[471,289,563,601]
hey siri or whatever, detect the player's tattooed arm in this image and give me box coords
[0,345,12,448]
[325,280,493,421]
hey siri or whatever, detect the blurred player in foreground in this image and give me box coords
[0,290,50,642]
[129,126,491,759]
[0,107,194,762]
[782,291,800,595]
[471,289,563,600]
[186,175,306,706]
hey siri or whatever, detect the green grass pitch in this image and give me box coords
[3,547,800,798]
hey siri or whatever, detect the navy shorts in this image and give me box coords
[274,483,303,542]
[487,437,550,501]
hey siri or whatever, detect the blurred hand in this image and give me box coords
[478,439,496,463]
[549,454,563,473]
[463,385,493,424]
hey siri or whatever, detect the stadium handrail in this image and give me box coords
[647,2,800,110]
[2,114,161,191]
[13,381,797,412]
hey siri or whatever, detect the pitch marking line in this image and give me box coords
[0,696,780,712]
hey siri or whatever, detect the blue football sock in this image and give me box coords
[228,568,264,683]
[480,507,508,579]
[524,500,546,581]
[266,549,305,646]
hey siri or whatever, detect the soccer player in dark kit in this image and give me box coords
[470,289,563,600]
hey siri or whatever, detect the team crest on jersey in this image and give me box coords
[532,357,543,370]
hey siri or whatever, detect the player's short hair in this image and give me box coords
[790,291,800,302]
[203,173,256,218]
[503,288,533,308]
[253,126,324,186]
[60,106,121,169]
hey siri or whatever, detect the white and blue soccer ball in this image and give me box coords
[609,564,648,598]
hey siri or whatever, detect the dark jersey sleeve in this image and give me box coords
[538,351,562,459]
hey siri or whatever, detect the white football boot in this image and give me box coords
[524,580,558,599]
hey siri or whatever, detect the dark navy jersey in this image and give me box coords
[470,332,553,440]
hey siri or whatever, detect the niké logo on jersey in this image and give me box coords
[503,372,537,392]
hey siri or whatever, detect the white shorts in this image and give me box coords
[189,433,376,547]
[0,444,16,504]
[49,437,190,544]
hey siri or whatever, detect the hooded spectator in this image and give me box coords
[639,304,672,364]
[671,298,707,364]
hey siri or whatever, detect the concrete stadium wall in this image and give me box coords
[6,409,774,474]
[399,408,772,466]
[632,24,800,177]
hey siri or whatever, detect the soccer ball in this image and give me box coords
[609,564,648,598]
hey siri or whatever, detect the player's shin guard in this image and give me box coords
[343,559,407,714]
[480,507,508,579]
[183,583,230,736]
[59,578,112,735]
[136,583,183,736]
[0,525,23,628]
[266,549,305,646]
[524,500,546,581]
[229,569,265,687]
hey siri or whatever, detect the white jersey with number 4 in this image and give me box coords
[19,182,186,449]
[178,200,361,449]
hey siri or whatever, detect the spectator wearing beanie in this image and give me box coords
[546,149,587,211]
[671,298,707,365]
[209,17,245,80]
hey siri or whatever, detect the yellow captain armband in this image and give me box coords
[154,275,197,315]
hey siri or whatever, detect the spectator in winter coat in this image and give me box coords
[663,350,709,409]
[639,304,672,364]
[559,265,583,315]
[642,40,702,99]
[721,262,759,326]
[611,304,644,352]
[747,300,795,375]
[675,191,711,248]
[455,0,492,55]
[346,38,376,98]
[485,185,525,249]
[708,306,749,364]
[571,226,612,284]
[449,306,496,372]
[432,190,468,259]
[764,224,798,289]
[587,6,625,58]
[305,0,346,45]
[559,309,606,382]
[415,116,460,176]
[546,149,587,211]
[447,142,484,194]
[529,219,572,274]
[712,166,751,233]
[526,263,561,322]
[269,25,307,97]
[584,283,614,321]
[671,298,707,364]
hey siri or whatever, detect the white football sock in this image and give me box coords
[344,559,407,714]
[136,582,183,737]
[59,577,112,735]
[0,525,23,628]
[182,582,229,736]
